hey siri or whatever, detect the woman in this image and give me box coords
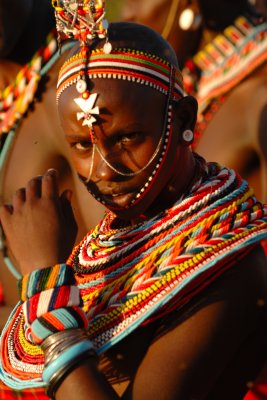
[0,2,266,399]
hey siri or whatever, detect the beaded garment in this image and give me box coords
[0,30,58,138]
[1,162,266,390]
[182,16,267,147]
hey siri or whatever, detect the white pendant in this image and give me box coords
[76,79,87,94]
[103,41,112,54]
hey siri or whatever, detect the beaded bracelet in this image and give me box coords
[46,348,97,399]
[41,328,90,365]
[42,331,97,399]
[19,263,75,301]
[42,340,96,382]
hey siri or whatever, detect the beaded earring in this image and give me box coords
[178,0,202,31]
[182,129,194,142]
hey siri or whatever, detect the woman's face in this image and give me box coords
[58,78,188,221]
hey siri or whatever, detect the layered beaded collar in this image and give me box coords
[182,16,267,146]
[70,162,267,350]
[1,161,267,390]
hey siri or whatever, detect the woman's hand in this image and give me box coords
[0,169,78,275]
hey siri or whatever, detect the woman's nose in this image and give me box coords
[95,157,117,181]
[94,147,124,181]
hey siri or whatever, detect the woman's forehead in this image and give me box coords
[59,78,166,117]
[58,79,167,136]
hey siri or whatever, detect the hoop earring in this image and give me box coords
[182,129,194,142]
[178,1,202,31]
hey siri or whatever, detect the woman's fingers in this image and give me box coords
[42,169,59,199]
[26,175,42,201]
[13,188,26,210]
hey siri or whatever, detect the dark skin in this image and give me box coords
[121,0,267,202]
[0,25,267,399]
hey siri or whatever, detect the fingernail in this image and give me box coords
[46,169,58,177]
[65,190,73,201]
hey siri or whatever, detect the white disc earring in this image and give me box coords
[179,7,202,31]
[182,129,194,142]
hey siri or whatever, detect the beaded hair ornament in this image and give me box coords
[52,0,184,207]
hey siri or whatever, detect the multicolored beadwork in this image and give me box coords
[52,0,109,44]
[1,161,266,390]
[182,16,267,147]
[56,48,184,103]
[0,31,59,136]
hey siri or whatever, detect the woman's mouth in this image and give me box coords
[102,192,137,208]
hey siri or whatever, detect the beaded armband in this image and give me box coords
[19,264,89,345]
[19,263,75,301]
[22,285,82,325]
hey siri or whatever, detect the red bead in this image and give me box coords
[82,91,90,99]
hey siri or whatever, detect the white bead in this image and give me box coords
[76,79,87,93]
[103,41,112,54]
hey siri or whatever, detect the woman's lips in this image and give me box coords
[102,191,136,208]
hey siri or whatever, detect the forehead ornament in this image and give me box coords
[74,93,99,127]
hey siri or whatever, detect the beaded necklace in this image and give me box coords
[1,161,266,390]
[182,16,267,147]
[70,162,267,350]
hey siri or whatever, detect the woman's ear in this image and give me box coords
[173,95,198,133]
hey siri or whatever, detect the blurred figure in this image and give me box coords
[251,0,267,19]
[122,0,267,202]
[0,0,105,327]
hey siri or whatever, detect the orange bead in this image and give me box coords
[82,91,90,99]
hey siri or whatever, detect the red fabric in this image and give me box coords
[262,240,267,256]
[243,363,267,400]
[0,382,48,399]
[0,280,4,305]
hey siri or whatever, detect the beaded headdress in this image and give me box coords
[52,0,184,119]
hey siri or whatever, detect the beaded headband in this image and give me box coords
[57,48,184,104]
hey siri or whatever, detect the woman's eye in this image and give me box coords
[73,141,92,151]
[120,133,141,145]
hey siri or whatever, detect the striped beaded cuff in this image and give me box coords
[22,285,82,325]
[29,306,89,345]
[19,263,75,301]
